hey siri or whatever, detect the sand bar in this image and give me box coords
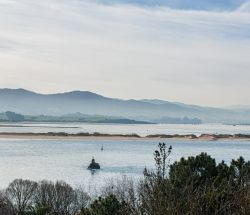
[0,132,250,141]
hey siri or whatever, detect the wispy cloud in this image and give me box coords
[237,0,250,12]
[0,0,249,106]
[90,0,248,11]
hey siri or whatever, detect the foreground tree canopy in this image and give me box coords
[1,143,250,215]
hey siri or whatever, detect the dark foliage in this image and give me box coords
[81,194,130,215]
[139,143,250,215]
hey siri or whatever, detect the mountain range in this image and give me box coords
[0,88,250,124]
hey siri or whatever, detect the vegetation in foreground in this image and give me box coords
[1,143,250,215]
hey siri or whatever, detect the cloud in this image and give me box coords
[237,1,250,12]
[90,0,247,11]
[0,0,249,106]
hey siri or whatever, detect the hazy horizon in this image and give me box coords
[0,0,250,107]
[1,87,250,109]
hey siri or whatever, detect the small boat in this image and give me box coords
[87,157,100,170]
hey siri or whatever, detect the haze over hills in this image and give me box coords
[227,105,250,110]
[0,88,250,124]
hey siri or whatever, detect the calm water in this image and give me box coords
[1,138,250,191]
[1,122,250,136]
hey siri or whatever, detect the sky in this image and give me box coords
[0,0,250,107]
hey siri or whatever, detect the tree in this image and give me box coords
[5,112,25,122]
[169,152,217,188]
[100,176,137,214]
[0,191,15,215]
[33,180,56,214]
[81,194,129,215]
[6,179,38,215]
[138,143,173,215]
[32,180,90,215]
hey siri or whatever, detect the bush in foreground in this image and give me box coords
[137,143,250,215]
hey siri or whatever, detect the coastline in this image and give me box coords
[0,132,250,141]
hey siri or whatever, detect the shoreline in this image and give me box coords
[0,132,250,141]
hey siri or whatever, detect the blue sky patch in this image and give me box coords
[91,0,247,11]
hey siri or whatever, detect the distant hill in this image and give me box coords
[0,88,250,124]
[0,111,152,124]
